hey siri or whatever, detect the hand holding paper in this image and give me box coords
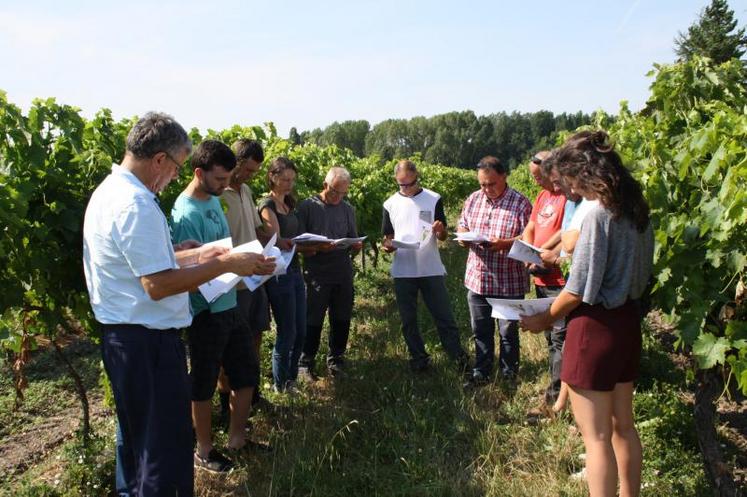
[508,239,544,266]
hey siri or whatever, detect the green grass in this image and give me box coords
[1,241,712,496]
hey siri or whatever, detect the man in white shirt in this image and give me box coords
[382,160,468,373]
[83,113,274,496]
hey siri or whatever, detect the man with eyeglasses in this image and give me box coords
[296,167,362,378]
[382,160,469,373]
[457,156,532,387]
[83,113,275,496]
[522,151,567,406]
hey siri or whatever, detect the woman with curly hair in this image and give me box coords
[521,130,653,497]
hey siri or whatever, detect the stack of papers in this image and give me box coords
[292,233,367,249]
[198,234,282,302]
[507,239,544,265]
[454,231,490,243]
[484,297,564,328]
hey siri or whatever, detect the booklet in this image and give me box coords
[485,297,564,328]
[198,234,277,302]
[454,231,490,243]
[507,239,544,266]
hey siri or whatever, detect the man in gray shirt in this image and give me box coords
[296,167,362,378]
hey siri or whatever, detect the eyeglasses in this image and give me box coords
[327,184,349,196]
[397,178,418,189]
[531,156,542,165]
[163,152,185,172]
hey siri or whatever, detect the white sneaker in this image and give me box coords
[570,467,587,480]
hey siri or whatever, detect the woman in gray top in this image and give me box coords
[521,131,653,497]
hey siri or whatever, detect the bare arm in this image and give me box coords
[140,251,275,301]
[562,229,580,255]
[522,220,536,245]
[520,290,583,332]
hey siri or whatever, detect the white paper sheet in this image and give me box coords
[454,231,490,243]
[243,243,296,291]
[198,234,277,302]
[485,297,564,328]
[507,239,544,265]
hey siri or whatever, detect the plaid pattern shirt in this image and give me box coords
[458,187,532,296]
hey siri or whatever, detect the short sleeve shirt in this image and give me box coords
[221,184,261,246]
[458,187,531,296]
[529,190,566,287]
[297,195,358,279]
[82,165,191,329]
[171,193,236,315]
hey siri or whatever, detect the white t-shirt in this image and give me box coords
[568,199,600,231]
[383,188,446,278]
[83,165,191,329]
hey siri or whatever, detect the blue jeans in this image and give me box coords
[536,285,567,402]
[467,291,523,379]
[266,267,307,390]
[393,276,465,366]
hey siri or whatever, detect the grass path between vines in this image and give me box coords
[2,242,741,496]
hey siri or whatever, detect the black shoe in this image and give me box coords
[409,358,431,373]
[194,448,234,473]
[327,361,345,378]
[463,373,490,390]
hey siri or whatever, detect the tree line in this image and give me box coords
[290,110,594,170]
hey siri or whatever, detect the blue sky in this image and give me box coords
[1,0,745,135]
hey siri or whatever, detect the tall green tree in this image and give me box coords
[675,0,747,63]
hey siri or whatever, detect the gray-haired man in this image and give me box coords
[83,113,274,495]
[297,167,362,377]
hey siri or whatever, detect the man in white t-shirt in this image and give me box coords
[382,160,468,373]
[83,113,274,496]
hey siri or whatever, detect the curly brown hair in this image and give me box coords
[554,130,650,232]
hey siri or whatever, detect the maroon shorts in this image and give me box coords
[560,300,642,391]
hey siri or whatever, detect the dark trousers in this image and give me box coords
[467,291,523,379]
[101,324,193,497]
[393,276,466,366]
[536,285,567,402]
[300,272,354,368]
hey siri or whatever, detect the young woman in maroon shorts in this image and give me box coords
[521,130,654,497]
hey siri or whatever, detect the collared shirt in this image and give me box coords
[458,187,532,296]
[82,164,191,329]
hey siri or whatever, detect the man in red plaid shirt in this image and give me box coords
[457,156,531,386]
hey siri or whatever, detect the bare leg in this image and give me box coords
[552,381,569,413]
[611,382,642,497]
[227,387,253,450]
[568,386,617,497]
[192,400,213,457]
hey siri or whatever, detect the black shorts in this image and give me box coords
[187,308,260,401]
[236,287,270,337]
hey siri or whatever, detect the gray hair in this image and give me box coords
[126,111,192,160]
[324,166,351,184]
[393,159,418,176]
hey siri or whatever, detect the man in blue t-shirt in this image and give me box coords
[172,140,271,473]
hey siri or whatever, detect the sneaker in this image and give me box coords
[463,373,490,390]
[298,366,318,383]
[194,448,234,473]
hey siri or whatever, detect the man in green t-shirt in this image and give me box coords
[172,140,273,473]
